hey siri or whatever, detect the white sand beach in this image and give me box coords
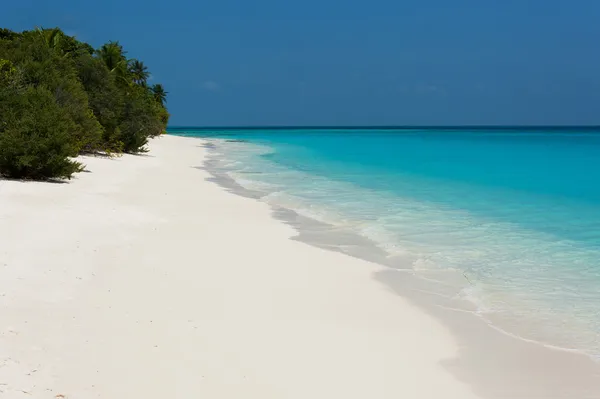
[1,135,599,399]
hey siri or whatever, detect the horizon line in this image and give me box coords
[167,125,600,130]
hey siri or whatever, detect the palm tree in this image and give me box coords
[96,41,130,85]
[35,27,87,57]
[36,27,63,50]
[129,60,150,86]
[151,84,168,106]
[97,41,126,71]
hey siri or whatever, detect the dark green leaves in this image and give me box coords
[0,26,170,180]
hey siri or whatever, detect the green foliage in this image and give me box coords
[0,26,169,180]
[0,59,19,88]
[129,59,149,86]
[0,28,18,41]
[118,85,166,152]
[0,59,16,77]
[1,29,104,153]
[75,54,124,151]
[151,84,168,106]
[96,41,131,87]
[0,86,82,179]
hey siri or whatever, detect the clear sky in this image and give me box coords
[2,0,600,126]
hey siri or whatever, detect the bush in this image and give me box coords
[118,85,166,152]
[75,55,124,152]
[8,32,104,153]
[0,86,82,179]
[0,26,170,179]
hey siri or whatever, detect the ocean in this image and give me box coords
[170,127,600,358]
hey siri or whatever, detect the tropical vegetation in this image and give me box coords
[0,27,169,180]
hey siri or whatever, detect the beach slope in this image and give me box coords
[0,135,480,398]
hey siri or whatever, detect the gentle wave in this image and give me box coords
[205,138,600,358]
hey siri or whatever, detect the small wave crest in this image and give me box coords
[205,138,600,358]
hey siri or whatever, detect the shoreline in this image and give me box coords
[200,137,600,398]
[1,134,599,398]
[202,137,598,359]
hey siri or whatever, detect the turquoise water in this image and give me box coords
[171,127,600,356]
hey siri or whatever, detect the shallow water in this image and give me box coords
[171,127,600,357]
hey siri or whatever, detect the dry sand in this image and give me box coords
[0,135,598,398]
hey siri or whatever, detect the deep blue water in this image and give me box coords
[170,127,600,356]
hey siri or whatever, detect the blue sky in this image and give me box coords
[2,0,600,126]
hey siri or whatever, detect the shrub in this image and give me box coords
[75,54,125,152]
[0,26,170,179]
[118,85,166,153]
[0,86,82,179]
[11,33,104,153]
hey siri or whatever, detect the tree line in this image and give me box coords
[0,27,169,180]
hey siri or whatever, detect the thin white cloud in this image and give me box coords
[415,84,447,96]
[202,81,220,92]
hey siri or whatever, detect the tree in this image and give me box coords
[118,85,167,152]
[0,25,170,179]
[97,41,125,71]
[96,41,130,86]
[0,58,18,87]
[75,54,124,151]
[151,83,167,106]
[129,59,149,86]
[0,30,104,153]
[35,27,63,51]
[0,28,18,41]
[0,86,82,179]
